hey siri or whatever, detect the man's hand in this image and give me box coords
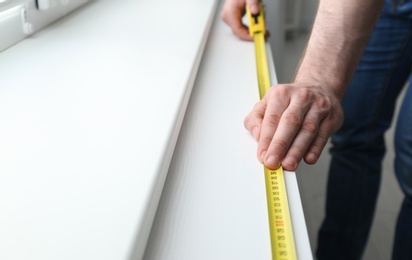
[222,0,383,171]
[220,0,260,41]
[244,83,344,171]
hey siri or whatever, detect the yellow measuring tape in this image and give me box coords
[246,4,297,260]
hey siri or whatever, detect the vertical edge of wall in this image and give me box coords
[265,0,285,83]
[300,0,318,31]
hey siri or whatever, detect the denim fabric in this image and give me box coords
[316,1,412,259]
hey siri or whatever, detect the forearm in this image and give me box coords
[295,0,384,100]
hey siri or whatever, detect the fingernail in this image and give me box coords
[250,3,259,14]
[306,152,317,164]
[266,155,280,169]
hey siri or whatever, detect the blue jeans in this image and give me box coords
[316,1,412,259]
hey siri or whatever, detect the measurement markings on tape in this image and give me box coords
[246,4,297,260]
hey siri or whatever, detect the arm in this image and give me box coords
[294,0,383,100]
[247,0,384,170]
[223,0,384,170]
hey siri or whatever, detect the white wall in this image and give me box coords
[264,0,318,82]
[266,0,285,82]
[300,0,318,31]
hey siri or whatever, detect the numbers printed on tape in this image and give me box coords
[265,167,296,259]
[246,4,297,260]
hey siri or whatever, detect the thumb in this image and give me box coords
[247,0,260,14]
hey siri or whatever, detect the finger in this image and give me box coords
[233,24,253,41]
[221,3,253,41]
[303,126,330,165]
[262,106,305,169]
[246,0,260,14]
[280,112,321,170]
[257,88,290,164]
[303,113,342,165]
[262,89,315,169]
[244,99,266,141]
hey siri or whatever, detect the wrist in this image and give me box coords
[293,64,348,102]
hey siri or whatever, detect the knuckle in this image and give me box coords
[301,120,318,135]
[310,141,326,153]
[317,127,332,141]
[290,143,306,156]
[253,100,264,110]
[272,84,289,97]
[297,88,314,101]
[264,113,281,126]
[244,113,259,128]
[317,96,329,108]
[272,139,289,153]
[283,112,302,127]
[260,135,274,145]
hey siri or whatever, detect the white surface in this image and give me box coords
[0,3,27,51]
[0,0,217,259]
[145,3,312,259]
[0,0,89,52]
[265,0,286,82]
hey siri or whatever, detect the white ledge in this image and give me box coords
[0,1,217,259]
[145,2,312,259]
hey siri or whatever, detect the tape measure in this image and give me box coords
[246,4,297,260]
